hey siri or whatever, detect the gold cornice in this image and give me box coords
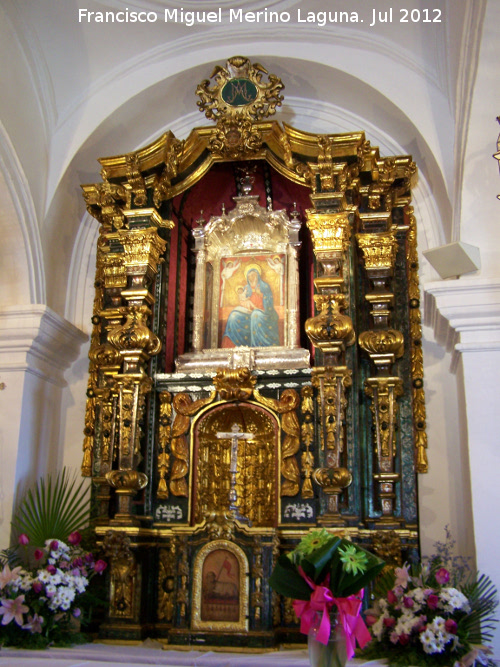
[84,122,378,204]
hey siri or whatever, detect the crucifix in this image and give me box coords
[216,423,253,524]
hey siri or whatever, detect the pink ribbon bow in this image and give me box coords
[292,568,371,658]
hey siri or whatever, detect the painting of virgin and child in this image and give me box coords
[219,255,284,348]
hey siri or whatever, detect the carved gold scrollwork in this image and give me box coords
[125,153,147,207]
[213,367,256,401]
[153,136,185,206]
[305,294,356,356]
[169,391,217,497]
[305,211,351,254]
[365,376,403,521]
[365,377,403,459]
[158,541,177,623]
[371,530,403,572]
[196,56,284,123]
[157,392,172,499]
[177,536,189,621]
[120,228,168,274]
[356,231,398,271]
[209,113,263,158]
[358,329,404,370]
[406,206,428,473]
[103,531,138,619]
[300,385,315,499]
[310,367,352,524]
[254,387,301,497]
[108,305,161,368]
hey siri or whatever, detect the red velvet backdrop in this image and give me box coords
[163,161,314,371]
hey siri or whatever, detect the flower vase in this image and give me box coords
[308,612,348,667]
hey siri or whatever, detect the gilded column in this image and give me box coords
[356,228,404,523]
[305,206,355,525]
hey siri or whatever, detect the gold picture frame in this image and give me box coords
[191,539,249,632]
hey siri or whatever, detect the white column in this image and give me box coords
[0,305,87,546]
[424,277,500,658]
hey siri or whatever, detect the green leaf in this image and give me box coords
[269,554,313,600]
[11,468,91,547]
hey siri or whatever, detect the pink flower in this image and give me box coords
[23,613,43,633]
[0,564,23,590]
[435,567,450,585]
[0,594,29,626]
[445,619,458,634]
[415,615,427,631]
[49,540,58,552]
[383,617,396,628]
[34,548,44,561]
[403,596,414,608]
[390,631,399,644]
[394,564,410,589]
[365,614,378,626]
[46,564,56,575]
[399,633,410,646]
[427,593,439,610]
[32,581,43,594]
[387,589,398,604]
[68,531,82,546]
[18,533,29,546]
[94,559,107,574]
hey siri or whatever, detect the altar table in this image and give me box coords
[0,641,384,667]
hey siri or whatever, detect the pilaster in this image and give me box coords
[424,277,500,655]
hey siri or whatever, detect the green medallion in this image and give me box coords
[221,78,258,107]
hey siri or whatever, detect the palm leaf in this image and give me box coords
[11,468,91,546]
[461,573,499,645]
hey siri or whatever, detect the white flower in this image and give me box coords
[37,570,51,583]
[420,627,439,654]
[440,587,470,613]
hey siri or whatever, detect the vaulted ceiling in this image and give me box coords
[0,0,487,320]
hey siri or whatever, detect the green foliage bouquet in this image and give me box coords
[270,528,385,659]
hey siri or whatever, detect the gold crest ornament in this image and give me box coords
[196,56,285,157]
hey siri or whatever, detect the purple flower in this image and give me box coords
[427,593,439,610]
[445,619,458,634]
[73,607,81,618]
[84,553,94,564]
[49,540,59,552]
[46,564,56,575]
[32,581,43,594]
[72,557,84,569]
[387,589,398,604]
[435,567,450,585]
[94,559,107,574]
[403,596,414,608]
[68,531,82,546]
[18,533,29,546]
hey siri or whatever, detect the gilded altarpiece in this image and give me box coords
[81,57,428,647]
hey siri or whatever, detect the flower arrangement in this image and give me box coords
[0,468,107,649]
[0,531,106,648]
[362,530,499,667]
[270,528,385,666]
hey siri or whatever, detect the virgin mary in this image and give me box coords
[221,265,280,348]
